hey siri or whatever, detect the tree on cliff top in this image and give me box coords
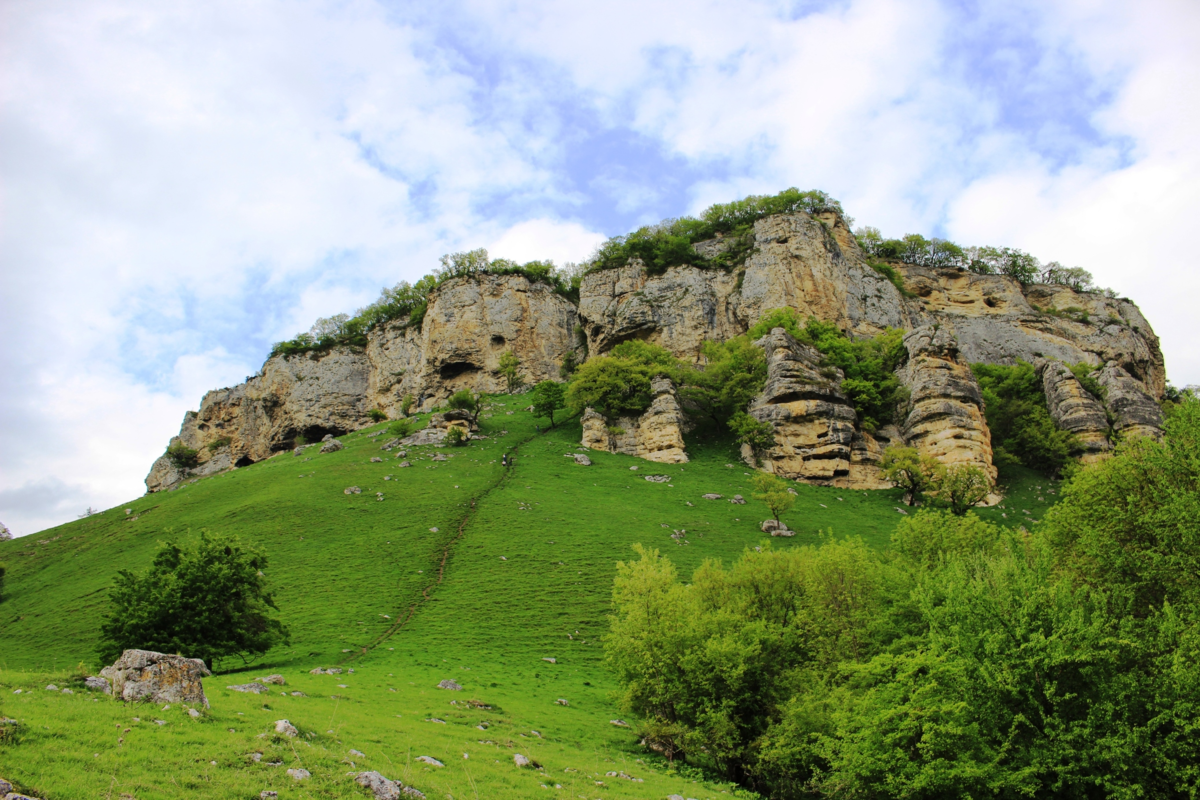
[97,531,289,670]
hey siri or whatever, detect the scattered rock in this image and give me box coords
[228,683,270,694]
[542,657,556,664]
[261,674,285,685]
[291,691,306,697]
[322,434,335,442]
[370,457,383,463]
[729,495,746,504]
[349,749,366,757]
[187,708,201,718]
[573,453,592,466]
[61,688,74,695]
[100,650,211,707]
[629,465,639,471]
[0,779,10,795]
[45,685,58,691]
[356,771,403,800]
[260,793,278,800]
[344,486,362,495]
[309,667,342,675]
[286,768,311,780]
[610,719,630,727]
[398,460,411,468]
[415,756,444,767]
[701,493,722,500]
[320,439,344,454]
[554,698,570,706]
[514,754,533,768]
[274,719,299,738]
[84,676,111,694]
[437,679,462,691]
[644,475,670,483]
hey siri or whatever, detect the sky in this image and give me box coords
[2,0,1198,537]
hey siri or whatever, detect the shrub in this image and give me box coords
[559,351,579,379]
[880,445,944,506]
[400,394,416,416]
[367,409,387,423]
[97,531,290,670]
[971,361,1080,476]
[566,341,679,419]
[497,350,523,394]
[679,337,768,427]
[293,433,308,447]
[206,437,232,452]
[445,426,468,447]
[930,463,994,515]
[729,412,775,463]
[529,380,566,428]
[1069,362,1106,401]
[447,389,481,425]
[165,443,200,470]
[387,419,413,438]
[751,472,795,523]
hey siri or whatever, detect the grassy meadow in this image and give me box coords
[0,397,1059,799]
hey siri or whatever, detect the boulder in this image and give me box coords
[573,454,592,466]
[100,650,211,707]
[286,768,311,780]
[1098,361,1164,440]
[729,495,746,504]
[356,772,402,800]
[84,676,111,694]
[320,439,344,454]
[896,324,996,480]
[344,486,362,495]
[436,679,462,691]
[0,780,10,795]
[322,434,335,442]
[274,719,299,737]
[760,519,790,534]
[415,756,444,767]
[401,428,447,446]
[1038,360,1112,462]
[261,674,286,685]
[701,493,722,500]
[513,754,532,768]
[228,683,270,694]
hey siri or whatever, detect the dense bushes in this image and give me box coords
[588,188,847,277]
[564,341,676,419]
[972,361,1081,475]
[608,400,1200,797]
[165,442,200,470]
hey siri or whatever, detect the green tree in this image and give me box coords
[447,388,481,425]
[529,381,566,428]
[97,531,289,670]
[387,418,413,438]
[930,463,993,515]
[678,336,767,426]
[400,394,416,416]
[729,412,775,464]
[972,361,1080,475]
[565,348,668,418]
[165,442,199,470]
[559,350,579,379]
[751,472,795,523]
[880,445,944,506]
[445,426,468,447]
[497,350,523,393]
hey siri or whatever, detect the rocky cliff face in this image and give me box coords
[896,324,997,481]
[580,377,689,464]
[149,209,1167,492]
[1038,360,1113,463]
[1097,361,1165,441]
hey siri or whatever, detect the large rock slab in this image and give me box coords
[897,324,996,480]
[1038,360,1112,462]
[99,650,210,707]
[581,377,689,463]
[1097,361,1164,441]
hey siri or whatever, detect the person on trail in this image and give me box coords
[501,454,508,467]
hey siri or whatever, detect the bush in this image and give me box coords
[206,437,232,452]
[387,419,413,438]
[565,341,679,419]
[400,394,415,416]
[367,409,387,422]
[559,351,580,379]
[529,380,566,428]
[447,389,480,425]
[497,350,523,394]
[930,463,993,515]
[971,361,1080,476]
[165,443,200,470]
[97,531,290,670]
[729,411,775,463]
[445,426,468,447]
[880,445,944,506]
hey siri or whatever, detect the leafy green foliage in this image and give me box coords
[565,341,679,419]
[728,412,775,463]
[0,562,6,603]
[206,437,231,452]
[930,463,993,515]
[747,310,908,431]
[880,445,943,506]
[750,472,795,522]
[588,188,848,277]
[1069,361,1106,401]
[447,389,481,424]
[387,418,413,438]
[529,380,566,428]
[972,361,1081,476]
[496,350,523,394]
[677,337,767,427]
[559,350,579,379]
[165,443,200,470]
[445,425,468,447]
[97,531,289,670]
[400,393,415,416]
[367,408,387,422]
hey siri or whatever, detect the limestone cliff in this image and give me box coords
[1097,361,1165,441]
[1038,360,1112,463]
[580,377,689,464]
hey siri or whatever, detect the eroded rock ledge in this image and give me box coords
[581,377,689,464]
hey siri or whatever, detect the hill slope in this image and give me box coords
[0,400,1059,799]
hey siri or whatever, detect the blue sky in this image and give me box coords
[2,0,1198,536]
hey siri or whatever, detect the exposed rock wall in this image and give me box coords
[1038,360,1113,463]
[580,377,689,463]
[1097,362,1165,441]
[897,324,997,481]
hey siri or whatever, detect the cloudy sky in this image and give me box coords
[2,0,1198,536]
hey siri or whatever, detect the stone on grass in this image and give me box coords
[398,461,411,468]
[610,719,630,727]
[554,698,569,706]
[729,495,746,504]
[187,708,201,718]
[0,779,11,795]
[437,679,462,691]
[349,749,365,757]
[415,756,444,767]
[513,754,532,768]
[701,493,722,500]
[573,454,592,466]
[6,793,41,800]
[356,771,402,800]
[370,457,383,463]
[100,650,210,707]
[344,486,362,495]
[542,657,556,663]
[45,685,58,691]
[228,683,270,694]
[320,439,344,454]
[274,719,299,737]
[260,793,278,800]
[402,788,426,799]
[644,475,670,483]
[629,466,639,471]
[322,434,335,442]
[84,676,111,694]
[286,768,311,780]
[261,674,285,685]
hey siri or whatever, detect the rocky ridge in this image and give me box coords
[147,210,1168,492]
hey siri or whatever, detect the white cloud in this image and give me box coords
[487,219,607,265]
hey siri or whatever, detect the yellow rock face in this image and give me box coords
[580,378,688,464]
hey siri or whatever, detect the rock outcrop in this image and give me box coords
[99,649,211,707]
[897,324,996,481]
[743,328,858,483]
[1038,360,1113,462]
[581,377,689,463]
[1097,362,1165,441]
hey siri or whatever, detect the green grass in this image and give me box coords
[0,398,1063,799]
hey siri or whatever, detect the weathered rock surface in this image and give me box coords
[744,328,858,483]
[580,377,689,463]
[1097,362,1164,440]
[228,683,271,694]
[897,324,996,481]
[356,772,402,800]
[1038,360,1112,462]
[100,650,210,707]
[84,676,112,694]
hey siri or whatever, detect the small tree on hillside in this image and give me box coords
[447,389,482,426]
[931,463,994,516]
[751,472,796,523]
[97,531,290,670]
[881,446,945,506]
[498,350,523,393]
[530,381,566,428]
[730,412,775,466]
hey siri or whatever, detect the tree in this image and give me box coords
[97,531,289,670]
[729,412,775,465]
[445,426,468,447]
[166,442,199,470]
[497,350,523,394]
[880,446,944,506]
[447,388,481,425]
[930,463,993,515]
[751,473,796,523]
[530,381,566,428]
[678,337,767,426]
[565,357,656,418]
[400,394,416,416]
[388,418,413,438]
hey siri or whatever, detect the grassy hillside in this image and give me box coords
[0,398,1059,799]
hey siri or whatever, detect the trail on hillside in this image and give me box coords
[349,432,535,661]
